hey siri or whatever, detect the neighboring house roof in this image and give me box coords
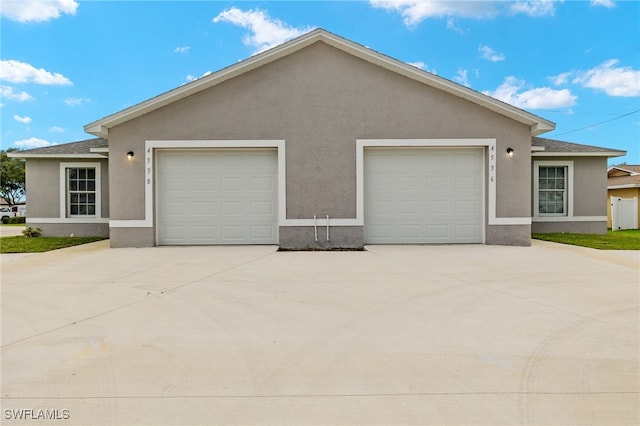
[7,138,108,158]
[85,28,555,138]
[608,165,640,189]
[532,137,626,157]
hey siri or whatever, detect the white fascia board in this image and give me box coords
[8,153,106,159]
[532,151,626,158]
[608,184,640,189]
[85,29,554,138]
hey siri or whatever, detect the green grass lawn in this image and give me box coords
[533,229,640,250]
[0,236,107,253]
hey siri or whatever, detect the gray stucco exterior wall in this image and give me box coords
[107,41,534,248]
[25,158,109,237]
[531,156,608,234]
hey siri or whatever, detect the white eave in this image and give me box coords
[7,152,106,159]
[85,29,555,138]
[608,183,640,189]
[532,151,627,158]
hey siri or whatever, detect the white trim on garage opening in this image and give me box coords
[110,140,286,229]
[357,139,531,226]
[110,138,531,229]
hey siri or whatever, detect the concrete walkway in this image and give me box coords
[1,241,638,425]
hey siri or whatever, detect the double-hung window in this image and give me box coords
[534,161,573,218]
[67,168,96,216]
[538,166,566,215]
[60,162,101,219]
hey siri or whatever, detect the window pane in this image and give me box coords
[538,166,567,215]
[67,167,97,217]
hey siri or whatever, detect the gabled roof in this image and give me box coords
[608,165,640,176]
[608,165,640,188]
[7,138,108,158]
[85,28,555,138]
[532,137,626,157]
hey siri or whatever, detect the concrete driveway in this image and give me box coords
[1,241,638,425]
[0,225,25,237]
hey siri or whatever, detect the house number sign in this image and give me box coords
[146,147,153,186]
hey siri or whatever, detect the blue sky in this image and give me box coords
[1,0,639,164]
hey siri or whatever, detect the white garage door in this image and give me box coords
[364,148,483,244]
[157,149,278,245]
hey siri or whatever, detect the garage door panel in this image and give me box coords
[456,224,480,239]
[251,201,275,216]
[220,201,243,216]
[365,148,483,244]
[426,200,449,215]
[157,149,278,245]
[426,224,449,239]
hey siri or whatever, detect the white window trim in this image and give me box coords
[533,160,573,220]
[59,162,102,221]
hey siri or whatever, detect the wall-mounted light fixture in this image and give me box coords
[506,147,514,157]
[127,151,134,159]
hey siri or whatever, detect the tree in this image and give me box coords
[0,149,25,205]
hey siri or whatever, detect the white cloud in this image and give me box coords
[509,0,561,17]
[0,0,78,23]
[550,71,572,86]
[446,17,465,34]
[64,97,90,106]
[0,60,72,85]
[13,114,31,124]
[573,59,640,97]
[174,46,190,54]
[479,45,505,62]
[49,126,66,133]
[370,0,497,26]
[369,0,561,26]
[590,0,615,7]
[454,68,470,87]
[484,76,577,109]
[0,85,33,101]
[13,137,53,149]
[213,7,314,54]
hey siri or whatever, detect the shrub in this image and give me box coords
[22,227,42,238]
[7,216,25,224]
